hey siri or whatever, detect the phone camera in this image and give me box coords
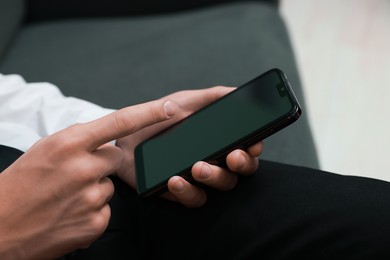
[277,83,287,97]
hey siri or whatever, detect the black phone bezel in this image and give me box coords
[134,68,301,197]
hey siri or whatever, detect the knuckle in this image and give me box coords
[84,188,104,207]
[52,123,85,152]
[90,206,111,233]
[76,162,97,183]
[147,101,166,122]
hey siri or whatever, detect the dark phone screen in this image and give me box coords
[135,69,298,192]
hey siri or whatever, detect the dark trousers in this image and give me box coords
[1,145,390,259]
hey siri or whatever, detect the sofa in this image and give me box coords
[0,0,319,169]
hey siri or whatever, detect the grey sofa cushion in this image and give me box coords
[0,0,25,60]
[0,2,319,168]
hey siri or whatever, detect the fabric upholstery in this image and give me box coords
[0,2,319,168]
[0,0,25,60]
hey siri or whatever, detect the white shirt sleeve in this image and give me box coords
[0,74,116,151]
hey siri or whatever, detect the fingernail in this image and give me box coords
[173,179,185,192]
[164,101,176,118]
[200,163,212,179]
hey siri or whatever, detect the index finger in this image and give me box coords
[164,86,235,112]
[81,99,177,151]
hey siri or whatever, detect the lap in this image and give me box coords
[66,160,390,259]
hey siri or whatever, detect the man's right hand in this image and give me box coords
[0,99,178,259]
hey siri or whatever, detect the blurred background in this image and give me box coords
[1,0,389,180]
[281,0,390,180]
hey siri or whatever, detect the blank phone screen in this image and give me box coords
[135,69,299,194]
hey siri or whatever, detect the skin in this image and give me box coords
[0,87,263,259]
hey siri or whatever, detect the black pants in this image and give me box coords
[1,145,389,259]
[68,163,390,259]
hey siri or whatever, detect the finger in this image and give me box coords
[92,144,125,178]
[79,203,111,249]
[166,176,207,208]
[164,86,235,112]
[81,100,178,151]
[226,149,259,175]
[93,203,112,239]
[100,176,115,203]
[83,178,114,213]
[192,161,238,191]
[128,87,236,145]
[247,141,264,157]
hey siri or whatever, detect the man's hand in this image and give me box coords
[165,141,263,208]
[116,87,263,208]
[0,99,178,259]
[0,86,262,259]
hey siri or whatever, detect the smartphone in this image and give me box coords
[134,68,301,197]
